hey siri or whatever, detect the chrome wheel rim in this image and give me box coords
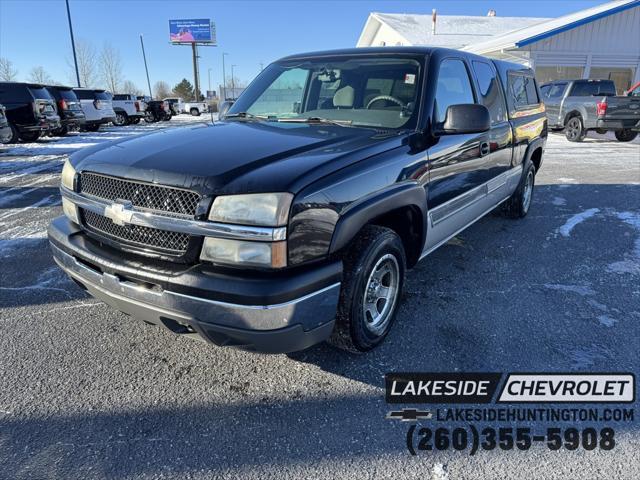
[522,170,534,213]
[362,254,400,335]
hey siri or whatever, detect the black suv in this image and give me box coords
[45,85,86,136]
[49,47,547,353]
[0,82,61,142]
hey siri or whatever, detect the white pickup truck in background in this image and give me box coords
[164,97,208,116]
[111,94,146,125]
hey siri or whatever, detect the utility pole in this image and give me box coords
[192,43,202,101]
[222,52,228,101]
[231,64,237,100]
[140,34,152,98]
[65,0,81,87]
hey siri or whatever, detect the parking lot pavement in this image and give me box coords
[0,127,639,479]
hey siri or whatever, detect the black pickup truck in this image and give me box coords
[49,47,547,353]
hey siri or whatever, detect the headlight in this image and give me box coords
[61,160,76,190]
[208,193,293,227]
[200,238,286,268]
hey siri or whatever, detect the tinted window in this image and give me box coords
[570,81,616,97]
[548,83,567,98]
[94,91,112,100]
[112,94,129,100]
[57,88,78,101]
[74,89,94,100]
[472,61,506,124]
[539,85,550,98]
[28,86,52,100]
[509,74,538,108]
[435,59,475,123]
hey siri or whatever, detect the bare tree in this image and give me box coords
[100,43,123,93]
[0,57,18,81]
[122,80,143,96]
[28,66,53,85]
[67,39,98,88]
[153,81,171,100]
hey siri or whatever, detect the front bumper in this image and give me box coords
[48,217,341,353]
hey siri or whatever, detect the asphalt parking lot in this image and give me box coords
[1,121,639,479]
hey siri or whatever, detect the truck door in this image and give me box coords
[424,57,510,254]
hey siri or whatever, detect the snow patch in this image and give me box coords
[597,315,617,327]
[558,208,599,237]
[431,464,449,480]
[551,196,566,206]
[607,211,640,275]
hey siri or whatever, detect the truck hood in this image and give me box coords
[70,121,405,195]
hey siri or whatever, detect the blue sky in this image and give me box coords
[0,0,604,93]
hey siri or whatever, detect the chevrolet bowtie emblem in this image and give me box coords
[104,200,134,226]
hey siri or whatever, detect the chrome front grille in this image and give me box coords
[79,172,201,217]
[82,209,190,254]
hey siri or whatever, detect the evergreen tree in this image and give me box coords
[173,79,195,101]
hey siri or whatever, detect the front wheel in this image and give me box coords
[329,225,406,353]
[144,111,156,123]
[19,131,41,142]
[503,161,535,218]
[565,116,586,142]
[190,107,200,116]
[615,129,638,142]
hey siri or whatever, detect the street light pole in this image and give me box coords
[65,0,81,87]
[140,34,152,98]
[222,53,228,101]
[231,64,237,100]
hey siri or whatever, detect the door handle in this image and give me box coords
[480,141,490,157]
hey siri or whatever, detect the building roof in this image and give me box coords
[357,12,549,49]
[463,0,640,54]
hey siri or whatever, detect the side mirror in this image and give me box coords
[436,104,490,135]
[218,100,235,120]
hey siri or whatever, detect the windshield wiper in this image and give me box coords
[223,112,272,121]
[276,116,354,127]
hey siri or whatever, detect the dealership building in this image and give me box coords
[357,0,640,94]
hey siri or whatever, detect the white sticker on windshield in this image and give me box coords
[404,74,416,85]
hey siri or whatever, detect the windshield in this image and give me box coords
[228,56,424,129]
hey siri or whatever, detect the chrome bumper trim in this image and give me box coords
[51,242,340,331]
[61,186,286,242]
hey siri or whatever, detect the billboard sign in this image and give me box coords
[169,19,215,44]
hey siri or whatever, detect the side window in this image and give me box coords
[540,85,550,98]
[472,61,507,124]
[548,83,567,98]
[509,74,539,108]
[434,58,475,123]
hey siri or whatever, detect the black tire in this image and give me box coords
[162,114,172,121]
[19,131,41,142]
[51,125,69,137]
[614,129,638,142]
[329,225,406,353]
[190,107,200,116]
[113,111,128,126]
[503,160,536,219]
[144,111,156,123]
[4,122,19,143]
[565,116,586,142]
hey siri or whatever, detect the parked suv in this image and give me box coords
[541,79,639,142]
[49,47,547,353]
[74,88,116,131]
[163,97,184,115]
[111,93,145,126]
[144,100,172,122]
[0,82,61,142]
[46,85,86,136]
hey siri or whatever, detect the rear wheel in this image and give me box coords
[190,107,200,116]
[614,129,638,142]
[19,131,41,142]
[503,160,535,218]
[329,225,406,353]
[144,111,156,123]
[565,116,586,142]
[113,112,128,126]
